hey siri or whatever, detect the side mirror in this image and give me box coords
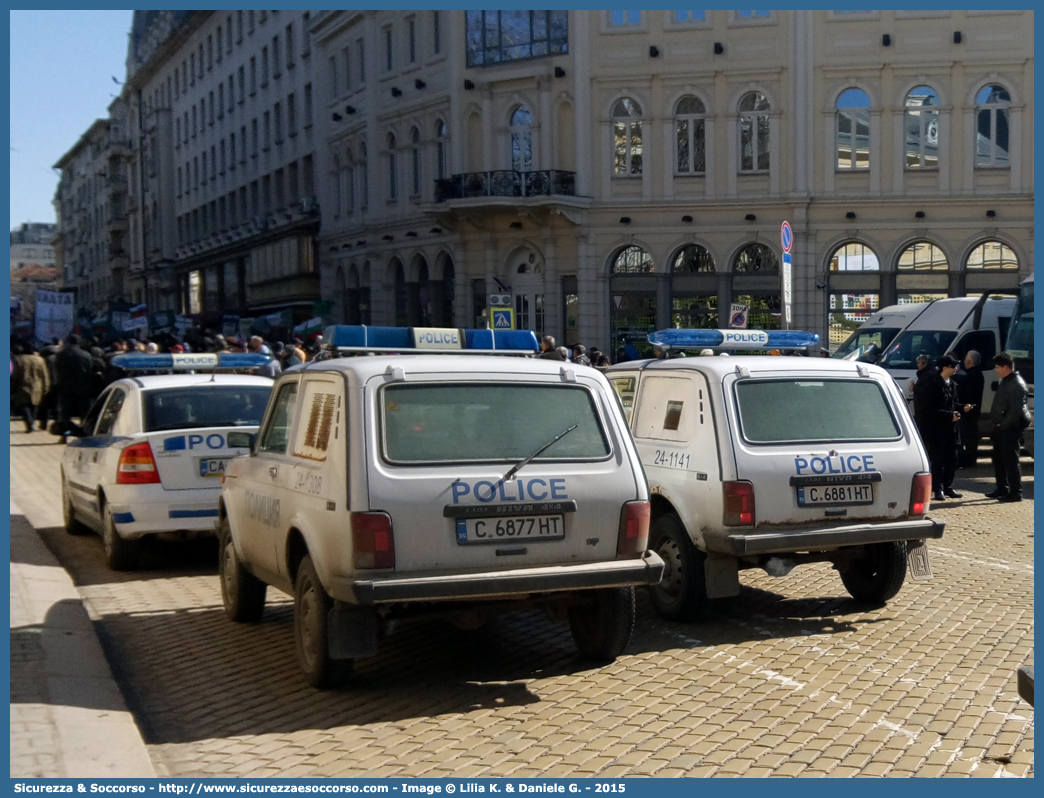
[991,380,999,391]
[227,431,256,452]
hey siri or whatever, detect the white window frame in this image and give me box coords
[738,93,770,174]
[667,10,710,29]
[975,86,1011,170]
[730,10,777,27]
[835,89,871,171]
[612,99,643,177]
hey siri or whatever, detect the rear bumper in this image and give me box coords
[708,517,945,557]
[340,550,665,605]
[107,484,221,538]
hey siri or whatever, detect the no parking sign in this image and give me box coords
[781,221,793,329]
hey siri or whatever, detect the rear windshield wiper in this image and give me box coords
[502,424,578,482]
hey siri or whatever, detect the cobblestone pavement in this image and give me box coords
[11,424,1034,778]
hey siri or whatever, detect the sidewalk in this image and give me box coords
[10,483,156,777]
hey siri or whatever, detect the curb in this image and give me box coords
[10,499,157,778]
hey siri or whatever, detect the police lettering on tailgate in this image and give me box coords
[794,454,877,475]
[451,478,569,504]
[164,434,226,451]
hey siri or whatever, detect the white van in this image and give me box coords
[608,329,944,621]
[836,295,1015,435]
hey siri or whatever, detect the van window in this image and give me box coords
[878,330,957,370]
[949,330,996,364]
[609,376,637,423]
[735,379,901,444]
[258,382,298,454]
[831,327,901,362]
[633,376,700,442]
[381,383,611,464]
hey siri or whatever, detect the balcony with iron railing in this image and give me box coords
[435,170,577,203]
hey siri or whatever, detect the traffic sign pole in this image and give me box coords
[780,221,793,331]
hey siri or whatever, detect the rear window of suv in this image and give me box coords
[144,386,273,432]
[734,379,901,444]
[381,383,611,464]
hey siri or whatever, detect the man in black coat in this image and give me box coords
[36,338,61,430]
[986,352,1031,502]
[954,350,985,468]
[911,354,937,447]
[924,355,973,501]
[54,334,94,440]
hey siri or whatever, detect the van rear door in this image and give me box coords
[723,371,925,527]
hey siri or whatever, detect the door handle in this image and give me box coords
[269,466,278,478]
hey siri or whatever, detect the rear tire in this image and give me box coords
[568,587,635,661]
[648,514,707,621]
[218,516,267,623]
[839,541,908,603]
[294,556,353,688]
[102,506,140,571]
[61,477,90,536]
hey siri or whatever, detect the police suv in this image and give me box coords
[607,328,945,621]
[59,352,274,571]
[217,326,664,687]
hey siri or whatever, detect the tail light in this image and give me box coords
[910,472,932,516]
[617,501,651,556]
[116,442,161,484]
[724,481,755,526]
[352,512,395,569]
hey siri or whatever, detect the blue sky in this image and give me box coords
[9,10,133,230]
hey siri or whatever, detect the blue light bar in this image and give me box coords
[323,325,539,354]
[111,353,273,371]
[647,329,821,350]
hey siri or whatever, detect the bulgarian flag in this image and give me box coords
[294,316,324,340]
[92,314,110,335]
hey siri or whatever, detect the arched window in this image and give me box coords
[898,241,948,271]
[738,91,770,172]
[827,242,882,352]
[435,120,448,179]
[675,96,706,174]
[671,244,715,272]
[829,242,880,272]
[836,88,870,170]
[733,242,778,273]
[975,84,1011,168]
[966,241,1018,270]
[611,245,654,273]
[386,133,397,201]
[410,127,421,195]
[612,98,643,176]
[510,105,533,172]
[904,86,939,169]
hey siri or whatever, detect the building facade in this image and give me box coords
[122,9,323,328]
[311,9,1033,354]
[10,223,57,272]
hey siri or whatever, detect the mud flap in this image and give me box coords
[328,603,378,659]
[907,540,934,581]
[705,552,740,598]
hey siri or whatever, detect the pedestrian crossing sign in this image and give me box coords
[492,308,515,330]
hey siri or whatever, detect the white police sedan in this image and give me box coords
[60,352,274,570]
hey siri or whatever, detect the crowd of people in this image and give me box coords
[9,329,325,439]
[911,349,1030,503]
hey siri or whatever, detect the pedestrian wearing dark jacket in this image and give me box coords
[954,350,985,468]
[539,335,566,361]
[986,352,1030,502]
[37,339,61,430]
[911,354,937,446]
[54,334,94,437]
[924,355,971,500]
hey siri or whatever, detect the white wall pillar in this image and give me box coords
[938,109,950,194]
[1009,106,1023,192]
[481,89,494,172]
[704,118,716,199]
[962,109,975,194]
[869,111,881,195]
[892,111,905,195]
[572,11,593,198]
[823,114,835,194]
[726,117,738,197]
[768,114,780,196]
